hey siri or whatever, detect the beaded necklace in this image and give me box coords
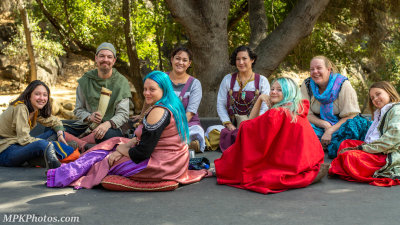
[229,73,259,115]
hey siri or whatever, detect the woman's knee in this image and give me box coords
[33,139,51,151]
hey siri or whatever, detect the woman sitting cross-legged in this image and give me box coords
[46,71,209,189]
[167,46,206,153]
[0,80,73,169]
[301,56,361,158]
[214,77,327,194]
[217,46,270,152]
[329,81,400,187]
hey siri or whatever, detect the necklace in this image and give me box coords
[237,73,254,100]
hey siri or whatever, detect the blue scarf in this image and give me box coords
[310,73,347,125]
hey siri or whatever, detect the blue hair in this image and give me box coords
[271,77,304,122]
[143,71,190,143]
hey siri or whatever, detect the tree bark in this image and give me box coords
[165,0,231,116]
[254,0,330,76]
[248,0,268,49]
[122,0,144,113]
[19,0,37,82]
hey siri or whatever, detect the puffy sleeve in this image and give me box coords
[337,80,360,118]
[217,74,232,124]
[300,80,315,116]
[362,106,400,154]
[258,75,270,115]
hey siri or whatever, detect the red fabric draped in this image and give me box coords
[329,139,400,187]
[214,100,324,194]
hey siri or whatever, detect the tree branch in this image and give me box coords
[227,1,248,31]
[248,0,268,48]
[254,0,330,77]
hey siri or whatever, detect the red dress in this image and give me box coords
[214,100,324,194]
[328,140,400,187]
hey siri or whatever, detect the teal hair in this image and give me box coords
[271,77,304,122]
[143,71,189,143]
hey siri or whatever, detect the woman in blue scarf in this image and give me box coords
[300,56,361,158]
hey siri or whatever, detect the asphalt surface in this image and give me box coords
[1,150,399,225]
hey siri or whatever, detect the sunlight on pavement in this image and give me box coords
[0,188,75,213]
[0,180,44,188]
[326,188,354,194]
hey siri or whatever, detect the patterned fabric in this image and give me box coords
[310,73,348,125]
[328,115,372,158]
[101,175,178,192]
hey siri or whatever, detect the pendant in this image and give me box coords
[241,91,246,100]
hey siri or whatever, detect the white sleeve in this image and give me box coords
[217,74,232,123]
[258,75,270,115]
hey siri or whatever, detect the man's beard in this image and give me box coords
[99,64,112,74]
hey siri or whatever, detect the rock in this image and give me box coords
[60,108,75,120]
[63,102,74,111]
[50,98,60,115]
[0,65,19,80]
[37,66,57,85]
[0,54,10,68]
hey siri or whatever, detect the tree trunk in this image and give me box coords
[19,1,37,82]
[248,0,268,49]
[122,0,144,114]
[253,0,330,76]
[165,0,231,117]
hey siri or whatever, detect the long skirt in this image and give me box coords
[329,139,400,187]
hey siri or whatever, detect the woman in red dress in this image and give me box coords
[214,77,326,194]
[329,81,400,187]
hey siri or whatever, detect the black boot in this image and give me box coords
[44,143,61,169]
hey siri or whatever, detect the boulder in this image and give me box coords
[37,66,57,85]
[0,54,10,68]
[63,102,74,111]
[50,97,60,115]
[60,108,75,120]
[0,65,19,80]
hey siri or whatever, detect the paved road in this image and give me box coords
[0,151,399,225]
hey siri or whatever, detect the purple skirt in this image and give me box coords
[46,149,148,189]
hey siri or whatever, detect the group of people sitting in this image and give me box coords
[0,42,399,194]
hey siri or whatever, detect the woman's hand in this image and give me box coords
[108,151,123,166]
[225,123,236,131]
[57,133,68,145]
[259,94,272,108]
[115,141,132,157]
[321,128,334,147]
[338,147,357,154]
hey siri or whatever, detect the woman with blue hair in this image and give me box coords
[214,77,327,194]
[47,71,209,190]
